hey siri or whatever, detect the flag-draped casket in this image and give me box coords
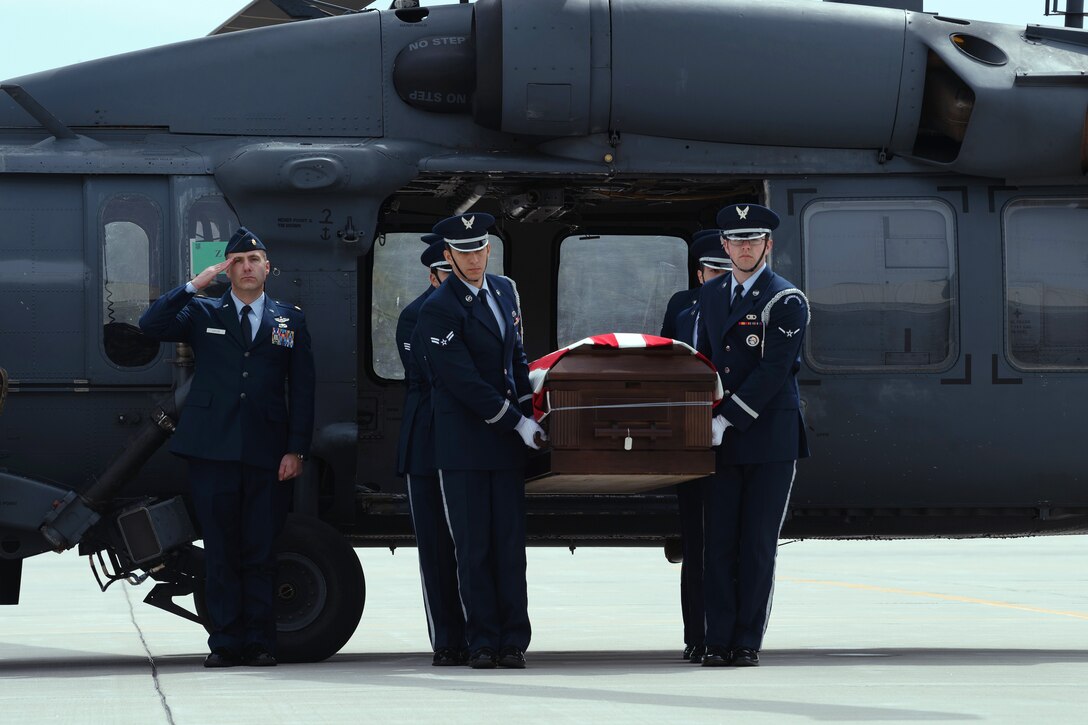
[525,334,723,493]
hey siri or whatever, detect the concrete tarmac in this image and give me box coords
[1,537,1086,723]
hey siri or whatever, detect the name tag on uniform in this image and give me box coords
[206,327,226,335]
[272,328,295,348]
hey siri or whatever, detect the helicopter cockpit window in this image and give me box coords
[802,200,958,371]
[557,235,687,348]
[371,232,505,381]
[101,195,162,368]
[1004,198,1088,370]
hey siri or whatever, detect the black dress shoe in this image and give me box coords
[242,646,277,667]
[497,647,526,669]
[432,647,461,666]
[682,644,695,660]
[204,649,240,668]
[688,644,706,664]
[732,647,759,667]
[468,647,497,669]
[700,646,732,667]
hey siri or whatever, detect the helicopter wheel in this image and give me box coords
[192,513,365,662]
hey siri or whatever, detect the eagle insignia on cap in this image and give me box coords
[737,206,750,220]
[251,239,257,246]
[462,215,475,230]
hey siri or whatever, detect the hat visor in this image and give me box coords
[721,229,771,240]
[445,237,490,253]
[699,257,733,270]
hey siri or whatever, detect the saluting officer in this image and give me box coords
[394,233,468,666]
[415,212,546,669]
[139,228,315,668]
[695,204,810,668]
[661,229,731,664]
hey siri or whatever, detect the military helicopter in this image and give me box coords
[2,0,1087,662]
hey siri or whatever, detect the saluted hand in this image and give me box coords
[190,256,238,291]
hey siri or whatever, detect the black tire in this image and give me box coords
[191,513,365,663]
[664,537,684,564]
[275,513,365,663]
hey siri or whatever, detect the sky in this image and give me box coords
[0,0,1070,81]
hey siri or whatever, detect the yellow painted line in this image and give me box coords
[784,578,1088,621]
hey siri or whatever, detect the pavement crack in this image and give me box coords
[122,585,177,725]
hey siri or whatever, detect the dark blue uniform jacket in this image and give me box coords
[416,274,533,471]
[139,285,316,470]
[396,287,438,476]
[696,269,810,465]
[660,288,699,340]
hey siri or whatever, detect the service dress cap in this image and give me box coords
[420,232,443,245]
[716,204,780,239]
[432,212,495,252]
[421,239,453,271]
[225,227,267,255]
[691,231,731,270]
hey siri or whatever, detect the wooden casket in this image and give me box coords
[525,342,718,493]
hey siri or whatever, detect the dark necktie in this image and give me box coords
[479,289,504,339]
[732,284,744,312]
[240,304,252,345]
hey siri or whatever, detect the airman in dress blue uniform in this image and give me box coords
[415,212,546,669]
[695,204,810,667]
[395,233,468,666]
[139,227,315,668]
[660,230,731,663]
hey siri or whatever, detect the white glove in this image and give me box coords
[711,415,731,447]
[515,416,548,450]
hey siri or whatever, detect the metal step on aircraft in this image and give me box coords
[1,0,1086,662]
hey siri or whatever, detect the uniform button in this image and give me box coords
[242,371,249,378]
[724,390,731,396]
[240,393,247,400]
[725,345,731,352]
[244,352,250,358]
[504,368,508,375]
[723,367,730,374]
[506,389,513,396]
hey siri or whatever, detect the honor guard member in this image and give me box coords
[660,229,726,341]
[394,233,468,666]
[415,212,546,669]
[661,229,731,664]
[695,204,810,667]
[139,227,316,668]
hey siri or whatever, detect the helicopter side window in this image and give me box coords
[1004,198,1088,370]
[371,232,505,381]
[101,195,162,368]
[802,199,958,371]
[184,194,237,295]
[556,235,687,348]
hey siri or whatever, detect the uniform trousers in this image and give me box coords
[439,468,531,653]
[407,473,467,652]
[188,458,291,654]
[677,477,706,647]
[702,460,796,651]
